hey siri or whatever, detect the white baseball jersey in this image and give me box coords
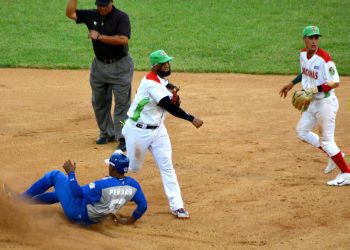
[300,47,340,99]
[296,47,341,157]
[127,71,173,126]
[122,70,185,211]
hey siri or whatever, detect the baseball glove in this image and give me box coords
[292,89,313,111]
[166,82,181,106]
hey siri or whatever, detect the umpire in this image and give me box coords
[66,0,133,151]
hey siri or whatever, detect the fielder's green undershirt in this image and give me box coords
[291,73,302,85]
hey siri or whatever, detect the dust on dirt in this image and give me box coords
[0,68,350,249]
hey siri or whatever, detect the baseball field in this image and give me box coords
[1,1,350,249]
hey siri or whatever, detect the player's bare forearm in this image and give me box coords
[327,81,339,89]
[66,0,77,20]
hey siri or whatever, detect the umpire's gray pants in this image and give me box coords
[89,55,133,140]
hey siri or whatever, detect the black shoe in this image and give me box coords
[96,135,116,145]
[116,138,126,151]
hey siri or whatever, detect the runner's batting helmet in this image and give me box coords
[105,150,129,174]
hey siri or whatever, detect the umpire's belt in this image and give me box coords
[136,123,158,129]
[100,58,118,64]
[98,55,126,64]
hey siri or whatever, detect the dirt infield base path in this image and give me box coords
[0,68,350,249]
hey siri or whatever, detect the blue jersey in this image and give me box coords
[81,176,147,223]
[22,170,147,225]
[67,172,147,224]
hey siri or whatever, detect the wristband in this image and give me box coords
[320,82,333,93]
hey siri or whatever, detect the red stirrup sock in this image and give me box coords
[331,152,350,173]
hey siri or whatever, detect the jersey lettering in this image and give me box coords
[302,67,318,79]
[109,198,126,210]
[109,187,132,196]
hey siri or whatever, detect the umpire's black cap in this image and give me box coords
[95,0,112,6]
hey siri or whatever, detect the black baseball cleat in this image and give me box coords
[96,135,116,145]
[116,138,126,152]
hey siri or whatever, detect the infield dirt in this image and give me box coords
[0,68,350,249]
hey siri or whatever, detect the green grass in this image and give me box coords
[0,0,349,74]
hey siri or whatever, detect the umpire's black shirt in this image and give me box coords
[76,6,131,61]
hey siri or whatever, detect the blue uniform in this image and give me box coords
[22,170,147,225]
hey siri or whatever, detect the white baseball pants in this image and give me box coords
[122,119,184,211]
[296,95,340,157]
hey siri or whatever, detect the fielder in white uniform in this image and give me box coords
[280,26,350,186]
[122,50,204,218]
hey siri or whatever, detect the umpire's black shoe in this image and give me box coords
[116,138,126,152]
[96,135,116,145]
